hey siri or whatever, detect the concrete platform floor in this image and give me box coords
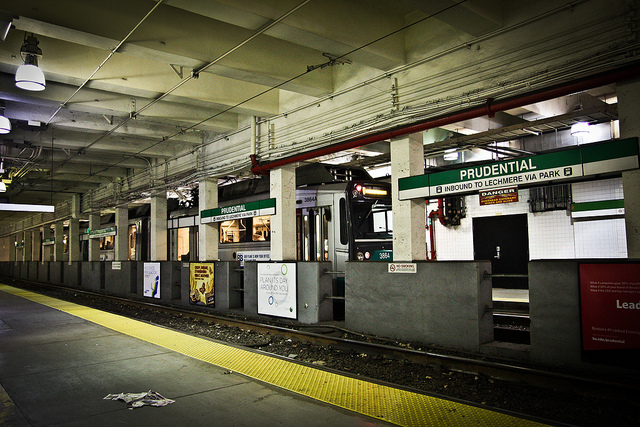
[0,287,392,426]
[0,284,545,426]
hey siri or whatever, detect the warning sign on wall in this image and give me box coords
[479,187,519,206]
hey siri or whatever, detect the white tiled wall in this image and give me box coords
[528,210,575,259]
[428,178,627,260]
[574,219,627,258]
[572,179,624,203]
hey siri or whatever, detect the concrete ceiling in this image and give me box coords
[0,0,629,229]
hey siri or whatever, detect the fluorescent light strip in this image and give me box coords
[0,203,55,212]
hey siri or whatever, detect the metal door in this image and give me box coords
[297,207,330,262]
[473,214,529,289]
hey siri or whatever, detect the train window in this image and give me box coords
[352,201,393,238]
[220,219,246,243]
[101,236,114,250]
[128,224,137,260]
[303,214,310,261]
[373,210,393,233]
[315,212,322,261]
[322,209,329,261]
[252,215,270,242]
[339,198,348,245]
[177,227,190,259]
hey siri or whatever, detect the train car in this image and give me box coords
[81,208,150,261]
[215,163,393,270]
[166,164,393,267]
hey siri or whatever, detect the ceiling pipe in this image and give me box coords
[250,63,640,175]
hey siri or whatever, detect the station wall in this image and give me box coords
[432,177,627,261]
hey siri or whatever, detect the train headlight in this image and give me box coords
[357,252,364,261]
[365,251,370,259]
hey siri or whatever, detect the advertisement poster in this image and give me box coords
[257,263,297,319]
[143,262,161,299]
[190,263,215,306]
[580,263,640,351]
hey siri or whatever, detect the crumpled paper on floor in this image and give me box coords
[104,390,175,410]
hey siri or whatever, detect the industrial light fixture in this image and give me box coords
[0,101,10,134]
[0,203,54,212]
[15,33,46,91]
[443,148,459,161]
[0,114,10,134]
[0,11,13,42]
[571,121,590,135]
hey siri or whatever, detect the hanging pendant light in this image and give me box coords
[15,33,46,91]
[0,115,10,134]
[0,102,10,134]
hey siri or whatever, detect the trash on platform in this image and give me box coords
[104,390,175,410]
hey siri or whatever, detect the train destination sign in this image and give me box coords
[398,138,639,200]
[200,198,276,223]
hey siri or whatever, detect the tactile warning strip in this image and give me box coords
[1,285,547,426]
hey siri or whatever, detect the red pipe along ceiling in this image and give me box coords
[250,63,640,175]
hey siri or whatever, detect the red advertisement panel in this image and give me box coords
[580,263,640,351]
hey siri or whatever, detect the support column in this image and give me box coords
[150,194,168,261]
[32,228,42,262]
[88,213,101,261]
[42,226,53,262]
[270,164,297,261]
[68,218,80,263]
[618,78,640,258]
[23,230,32,262]
[391,134,426,262]
[199,177,219,261]
[54,221,64,261]
[115,206,129,261]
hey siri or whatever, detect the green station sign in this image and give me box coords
[398,138,639,200]
[88,226,117,238]
[201,198,276,223]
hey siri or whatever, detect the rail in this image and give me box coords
[4,278,639,403]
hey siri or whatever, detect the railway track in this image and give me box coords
[6,278,638,402]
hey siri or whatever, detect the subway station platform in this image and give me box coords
[0,284,546,426]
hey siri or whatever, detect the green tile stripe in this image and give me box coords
[571,199,624,212]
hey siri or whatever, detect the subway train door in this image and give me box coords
[297,207,330,262]
[473,214,529,289]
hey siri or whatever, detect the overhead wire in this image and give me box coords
[63,0,471,201]
[51,0,312,174]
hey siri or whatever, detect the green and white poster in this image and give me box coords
[143,262,161,299]
[257,263,297,319]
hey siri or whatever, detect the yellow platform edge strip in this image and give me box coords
[1,285,547,427]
